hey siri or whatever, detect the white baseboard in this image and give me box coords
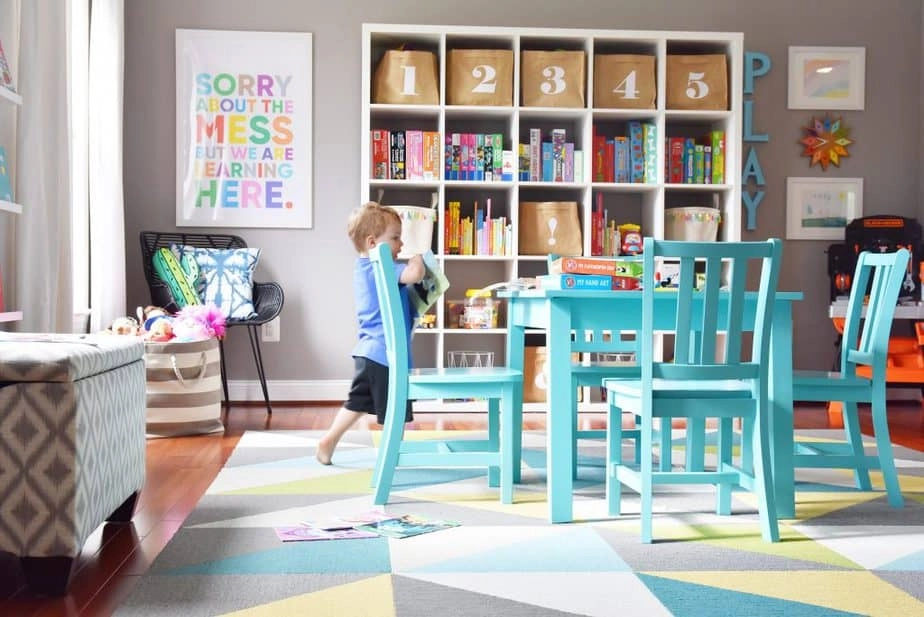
[228,379,351,403]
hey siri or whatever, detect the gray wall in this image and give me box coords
[123,0,923,390]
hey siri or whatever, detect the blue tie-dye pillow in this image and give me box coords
[172,245,260,319]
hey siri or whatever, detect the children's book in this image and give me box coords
[408,251,450,322]
[0,40,15,93]
[0,146,13,202]
[274,525,379,542]
[355,514,459,539]
[538,273,616,290]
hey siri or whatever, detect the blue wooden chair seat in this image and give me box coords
[367,242,523,505]
[792,249,909,508]
[604,238,782,544]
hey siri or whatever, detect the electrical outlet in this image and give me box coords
[261,317,280,342]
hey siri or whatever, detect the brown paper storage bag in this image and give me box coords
[666,54,728,110]
[593,54,656,109]
[522,346,582,403]
[447,49,514,106]
[373,49,439,105]
[521,50,586,108]
[518,201,582,255]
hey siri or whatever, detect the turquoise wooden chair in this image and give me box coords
[604,238,782,543]
[368,242,523,505]
[544,256,643,476]
[792,248,909,507]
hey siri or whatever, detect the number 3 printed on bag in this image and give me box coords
[540,64,568,95]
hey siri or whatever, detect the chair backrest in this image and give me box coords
[368,242,410,377]
[140,231,247,310]
[840,248,910,376]
[641,237,782,384]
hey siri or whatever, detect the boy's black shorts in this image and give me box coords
[345,356,413,424]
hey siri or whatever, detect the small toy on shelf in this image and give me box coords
[618,223,642,255]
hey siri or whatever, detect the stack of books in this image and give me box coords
[539,255,643,290]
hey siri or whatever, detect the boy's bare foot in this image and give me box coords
[316,438,333,465]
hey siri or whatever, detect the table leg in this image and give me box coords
[506,319,526,484]
[547,298,574,523]
[769,302,795,519]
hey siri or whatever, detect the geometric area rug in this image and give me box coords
[114,429,924,616]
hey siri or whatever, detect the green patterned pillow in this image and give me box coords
[175,245,260,319]
[152,247,201,308]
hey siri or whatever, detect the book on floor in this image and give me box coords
[355,514,460,539]
[274,525,379,542]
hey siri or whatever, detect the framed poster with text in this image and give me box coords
[175,29,312,228]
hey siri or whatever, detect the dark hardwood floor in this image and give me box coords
[2,401,923,616]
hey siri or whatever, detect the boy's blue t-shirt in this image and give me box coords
[351,256,414,367]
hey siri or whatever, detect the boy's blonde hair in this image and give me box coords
[347,201,401,253]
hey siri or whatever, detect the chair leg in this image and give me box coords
[841,401,872,491]
[640,412,655,544]
[605,401,622,516]
[373,384,410,505]
[752,408,780,542]
[487,397,500,488]
[869,392,904,507]
[218,337,230,407]
[247,325,273,415]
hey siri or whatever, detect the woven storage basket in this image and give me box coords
[392,205,436,258]
[665,207,721,241]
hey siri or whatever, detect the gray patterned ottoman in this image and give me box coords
[0,333,146,595]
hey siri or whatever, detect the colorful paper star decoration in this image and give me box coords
[800,114,853,170]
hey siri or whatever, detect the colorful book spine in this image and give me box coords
[0,39,15,93]
[703,145,712,185]
[491,134,503,181]
[473,133,485,181]
[593,134,606,182]
[390,130,406,180]
[683,138,696,183]
[613,137,630,183]
[502,149,516,181]
[667,137,685,183]
[518,143,530,181]
[541,142,553,182]
[642,122,657,184]
[444,134,454,180]
[451,133,461,180]
[551,128,566,182]
[628,121,644,183]
[538,274,616,290]
[0,146,13,201]
[422,131,441,181]
[405,130,423,181]
[692,144,705,184]
[529,128,542,181]
[550,256,617,275]
[370,130,390,179]
[573,149,583,183]
[710,130,725,184]
[483,135,495,181]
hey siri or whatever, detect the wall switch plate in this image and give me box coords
[261,317,280,342]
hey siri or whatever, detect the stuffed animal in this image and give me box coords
[109,316,140,335]
[145,315,174,342]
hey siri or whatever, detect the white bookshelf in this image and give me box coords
[361,23,742,410]
[1,26,22,325]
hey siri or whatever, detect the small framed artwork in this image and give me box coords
[788,46,865,110]
[786,177,863,240]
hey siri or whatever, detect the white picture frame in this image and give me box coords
[788,46,865,110]
[786,177,863,240]
[175,29,313,228]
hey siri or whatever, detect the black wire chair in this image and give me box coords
[140,231,284,414]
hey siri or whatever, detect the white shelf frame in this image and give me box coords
[362,23,743,410]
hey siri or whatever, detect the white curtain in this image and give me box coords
[87,0,125,332]
[13,0,124,333]
[14,0,73,332]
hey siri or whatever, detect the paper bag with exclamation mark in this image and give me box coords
[518,201,582,256]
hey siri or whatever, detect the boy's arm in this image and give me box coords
[399,254,425,284]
